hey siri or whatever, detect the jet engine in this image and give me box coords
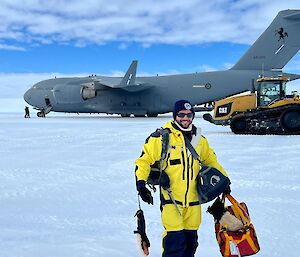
[80,84,97,100]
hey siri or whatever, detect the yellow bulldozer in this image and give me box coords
[203,76,300,134]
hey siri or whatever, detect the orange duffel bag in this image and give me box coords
[212,194,260,257]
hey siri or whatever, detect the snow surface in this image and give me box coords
[0,112,299,257]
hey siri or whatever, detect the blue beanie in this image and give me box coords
[173,100,195,119]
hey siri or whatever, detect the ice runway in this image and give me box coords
[0,112,299,257]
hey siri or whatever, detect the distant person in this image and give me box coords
[134,99,230,257]
[24,106,30,118]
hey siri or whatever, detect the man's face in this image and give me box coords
[175,109,193,129]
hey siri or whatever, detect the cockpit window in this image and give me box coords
[258,82,286,106]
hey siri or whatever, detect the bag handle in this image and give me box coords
[222,194,250,226]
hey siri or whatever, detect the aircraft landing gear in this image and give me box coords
[147,113,158,117]
[37,111,46,117]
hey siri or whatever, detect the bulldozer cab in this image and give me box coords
[257,76,288,107]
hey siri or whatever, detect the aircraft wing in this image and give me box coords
[91,60,154,92]
[92,78,153,92]
[93,77,123,88]
[117,83,153,92]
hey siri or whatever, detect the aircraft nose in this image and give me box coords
[24,88,32,104]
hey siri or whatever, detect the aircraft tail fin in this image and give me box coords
[232,9,300,71]
[120,60,137,86]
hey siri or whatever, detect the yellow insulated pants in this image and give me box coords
[161,204,201,257]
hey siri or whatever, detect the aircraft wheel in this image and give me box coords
[147,113,158,117]
[230,117,247,134]
[281,109,300,133]
[134,114,145,117]
[37,111,45,117]
[121,114,130,117]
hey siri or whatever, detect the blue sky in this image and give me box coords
[0,42,247,74]
[0,0,300,101]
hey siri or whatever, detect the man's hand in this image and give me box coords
[137,180,153,205]
[223,185,231,195]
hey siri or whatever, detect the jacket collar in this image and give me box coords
[163,120,197,136]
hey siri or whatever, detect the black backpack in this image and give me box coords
[147,128,170,186]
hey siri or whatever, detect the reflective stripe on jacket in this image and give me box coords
[135,121,228,207]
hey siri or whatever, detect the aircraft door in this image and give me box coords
[45,98,51,106]
[148,94,161,116]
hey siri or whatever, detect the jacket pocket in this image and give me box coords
[170,159,181,165]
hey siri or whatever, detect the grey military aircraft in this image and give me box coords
[24,9,300,117]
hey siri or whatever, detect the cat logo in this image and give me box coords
[218,107,228,114]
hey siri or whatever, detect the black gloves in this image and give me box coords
[207,197,226,221]
[223,184,231,195]
[137,180,153,205]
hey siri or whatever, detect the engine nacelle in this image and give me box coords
[80,84,97,100]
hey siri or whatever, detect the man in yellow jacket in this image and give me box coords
[135,99,229,257]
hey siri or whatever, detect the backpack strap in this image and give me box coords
[184,127,202,161]
[191,127,202,150]
[149,127,170,162]
[147,128,170,190]
[158,128,170,162]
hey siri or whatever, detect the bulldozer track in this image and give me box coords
[230,104,300,135]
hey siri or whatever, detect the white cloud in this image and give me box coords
[197,65,217,72]
[285,55,300,73]
[224,62,234,70]
[0,43,25,51]
[0,0,298,48]
[118,43,129,50]
[195,62,235,72]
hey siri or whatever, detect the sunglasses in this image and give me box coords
[176,112,193,118]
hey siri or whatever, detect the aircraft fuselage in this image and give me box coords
[24,69,295,116]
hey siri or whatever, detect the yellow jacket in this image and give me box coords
[135,121,228,207]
